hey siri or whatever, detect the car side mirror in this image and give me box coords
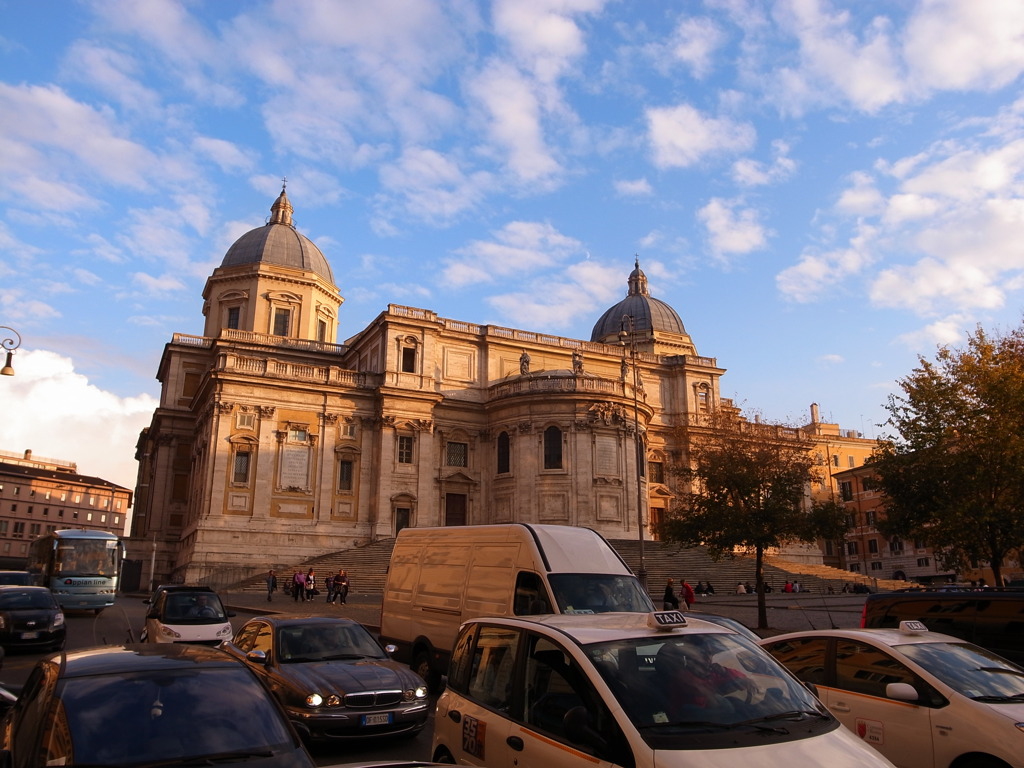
[563,706,608,752]
[886,682,918,702]
[803,681,820,699]
[226,611,236,618]
[384,644,397,655]
[246,649,268,666]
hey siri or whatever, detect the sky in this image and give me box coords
[3,0,1024,494]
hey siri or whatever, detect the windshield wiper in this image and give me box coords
[322,653,371,660]
[639,720,732,731]
[735,710,830,727]
[971,692,1024,702]
[976,667,1024,678]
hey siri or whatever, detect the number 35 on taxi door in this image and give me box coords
[462,715,486,760]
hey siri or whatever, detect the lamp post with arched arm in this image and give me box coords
[619,314,647,590]
[1,326,22,376]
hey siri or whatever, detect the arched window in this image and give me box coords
[497,431,510,474]
[543,426,562,470]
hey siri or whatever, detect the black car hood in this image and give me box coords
[278,658,415,693]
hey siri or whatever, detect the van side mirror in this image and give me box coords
[886,682,918,702]
[563,706,608,752]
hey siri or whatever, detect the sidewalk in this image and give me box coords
[222,589,867,636]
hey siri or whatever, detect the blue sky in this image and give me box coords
[3,0,1024,492]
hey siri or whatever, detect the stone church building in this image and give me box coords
[131,188,873,584]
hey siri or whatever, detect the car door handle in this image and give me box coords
[507,736,524,751]
[831,702,851,712]
[447,709,462,723]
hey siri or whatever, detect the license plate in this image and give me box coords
[361,713,393,726]
[20,632,39,640]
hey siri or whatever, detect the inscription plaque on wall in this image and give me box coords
[228,494,249,511]
[280,445,310,489]
[595,436,619,476]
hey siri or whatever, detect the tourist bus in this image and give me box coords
[26,529,125,612]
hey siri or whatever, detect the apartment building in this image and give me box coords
[0,449,131,569]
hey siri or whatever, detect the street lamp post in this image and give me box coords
[619,315,647,590]
[1,326,22,376]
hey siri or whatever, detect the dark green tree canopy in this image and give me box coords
[662,411,847,628]
[870,323,1024,585]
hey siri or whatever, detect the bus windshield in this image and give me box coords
[55,538,120,577]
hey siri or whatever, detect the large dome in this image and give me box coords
[221,187,335,285]
[591,259,686,342]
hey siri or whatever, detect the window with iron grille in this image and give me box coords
[649,461,664,484]
[447,442,468,467]
[497,432,510,474]
[233,451,251,484]
[338,460,354,491]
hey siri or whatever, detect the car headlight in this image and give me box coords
[52,613,65,629]
[216,625,232,637]
[158,624,182,640]
[404,686,428,701]
[0,615,6,631]
[305,693,323,708]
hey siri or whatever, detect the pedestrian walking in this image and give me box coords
[336,569,350,604]
[292,570,305,602]
[680,578,696,609]
[266,569,277,602]
[304,568,317,601]
[663,578,680,610]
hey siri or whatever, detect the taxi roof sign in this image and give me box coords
[648,610,688,630]
[899,620,929,635]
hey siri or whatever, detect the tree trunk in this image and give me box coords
[755,546,767,629]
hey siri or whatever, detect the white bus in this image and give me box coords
[26,529,125,612]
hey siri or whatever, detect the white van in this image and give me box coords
[379,524,654,689]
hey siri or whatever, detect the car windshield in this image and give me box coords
[0,591,54,610]
[44,666,296,765]
[277,623,387,662]
[548,574,655,614]
[898,641,1024,701]
[163,592,227,621]
[585,631,831,739]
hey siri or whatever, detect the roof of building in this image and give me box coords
[590,259,687,342]
[220,186,336,285]
[0,461,130,492]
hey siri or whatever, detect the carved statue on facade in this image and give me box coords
[520,349,531,374]
[572,349,583,375]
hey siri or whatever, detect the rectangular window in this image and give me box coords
[825,540,834,556]
[832,454,840,467]
[848,455,855,467]
[847,541,859,555]
[868,539,879,554]
[839,481,853,501]
[317,319,327,342]
[227,306,240,329]
[866,510,876,526]
[237,413,256,430]
[446,442,468,467]
[338,460,354,491]
[398,436,414,464]
[342,423,356,438]
[0,521,7,535]
[12,522,24,538]
[29,523,40,536]
[233,451,251,484]
[870,561,882,571]
[890,538,904,553]
[917,557,930,567]
[401,347,416,373]
[649,461,664,484]
[288,427,308,442]
[273,307,291,336]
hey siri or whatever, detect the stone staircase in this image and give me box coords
[234,534,901,598]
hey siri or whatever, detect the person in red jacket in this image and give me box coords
[680,578,696,609]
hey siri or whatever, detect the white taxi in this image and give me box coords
[760,621,1024,768]
[431,611,895,767]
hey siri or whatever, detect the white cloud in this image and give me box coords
[614,178,653,196]
[732,140,797,186]
[647,104,756,169]
[493,0,604,84]
[444,221,584,287]
[777,224,878,302]
[697,198,769,260]
[192,137,255,174]
[0,349,156,491]
[467,60,562,183]
[903,0,1024,92]
[667,16,725,80]
[378,146,492,223]
[836,171,885,215]
[895,314,974,352]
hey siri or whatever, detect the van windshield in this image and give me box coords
[548,574,655,614]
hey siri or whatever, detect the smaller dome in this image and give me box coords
[591,259,686,342]
[221,187,335,284]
